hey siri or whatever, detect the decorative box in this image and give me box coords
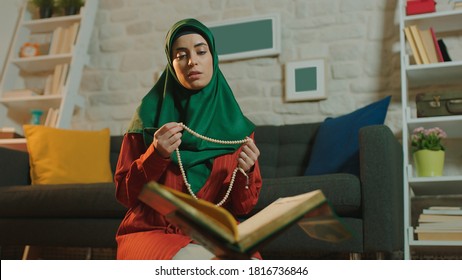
[406,0,436,15]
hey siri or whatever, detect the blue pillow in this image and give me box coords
[304,96,391,176]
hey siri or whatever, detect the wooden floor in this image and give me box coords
[1,245,117,260]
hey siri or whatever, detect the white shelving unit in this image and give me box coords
[399,0,462,259]
[0,0,97,148]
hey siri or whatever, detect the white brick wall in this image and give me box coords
[73,0,403,135]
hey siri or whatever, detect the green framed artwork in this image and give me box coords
[207,14,281,62]
[285,59,327,102]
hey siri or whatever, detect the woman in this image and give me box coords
[114,18,262,260]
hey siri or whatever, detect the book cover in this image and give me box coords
[139,181,351,259]
[415,229,462,241]
[429,27,444,62]
[418,28,439,64]
[419,214,462,223]
[0,127,23,139]
[57,64,69,95]
[438,39,452,62]
[68,22,80,53]
[404,26,422,64]
[51,64,65,95]
[49,26,63,55]
[423,207,462,215]
[409,25,430,64]
[59,26,71,54]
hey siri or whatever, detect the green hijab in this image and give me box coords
[127,18,255,193]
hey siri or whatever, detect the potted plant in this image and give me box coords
[30,0,55,18]
[411,126,447,177]
[56,0,85,15]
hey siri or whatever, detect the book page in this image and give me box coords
[139,182,238,242]
[237,190,325,249]
[297,202,351,243]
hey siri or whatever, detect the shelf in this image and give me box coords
[404,9,462,32]
[400,0,462,260]
[11,54,72,72]
[407,114,462,138]
[0,95,62,112]
[408,175,462,195]
[406,61,462,87]
[408,228,462,249]
[22,14,81,33]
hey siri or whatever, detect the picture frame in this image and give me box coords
[207,14,281,62]
[285,59,327,102]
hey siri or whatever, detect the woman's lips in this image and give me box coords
[188,71,201,80]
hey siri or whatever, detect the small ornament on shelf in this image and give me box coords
[406,0,436,16]
[19,42,40,58]
[30,109,44,125]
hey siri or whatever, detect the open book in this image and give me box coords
[139,182,351,259]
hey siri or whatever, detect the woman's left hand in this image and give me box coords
[238,137,260,173]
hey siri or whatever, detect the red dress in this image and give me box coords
[114,133,262,259]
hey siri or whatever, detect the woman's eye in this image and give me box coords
[198,50,207,55]
[176,53,187,60]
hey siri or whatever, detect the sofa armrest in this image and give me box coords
[0,147,30,187]
[359,124,404,253]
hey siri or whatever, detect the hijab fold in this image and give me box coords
[127,18,255,193]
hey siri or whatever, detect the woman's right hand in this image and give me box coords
[153,122,184,158]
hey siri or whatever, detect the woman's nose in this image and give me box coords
[188,55,197,66]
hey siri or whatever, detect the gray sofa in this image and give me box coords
[0,123,403,259]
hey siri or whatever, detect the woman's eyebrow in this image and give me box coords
[174,42,208,53]
[194,42,207,48]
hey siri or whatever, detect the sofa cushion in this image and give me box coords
[252,173,361,217]
[23,125,114,185]
[255,123,320,178]
[304,96,391,176]
[0,183,126,218]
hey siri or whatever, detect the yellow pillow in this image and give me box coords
[23,125,113,185]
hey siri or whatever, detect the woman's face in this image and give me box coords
[171,33,213,90]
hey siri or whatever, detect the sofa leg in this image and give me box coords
[349,252,361,260]
[376,252,385,260]
[85,247,92,260]
[22,245,41,260]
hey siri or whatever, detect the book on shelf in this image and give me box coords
[417,221,462,229]
[406,25,446,65]
[437,39,452,62]
[409,25,430,64]
[404,26,422,64]
[60,23,79,54]
[44,108,60,127]
[138,181,352,259]
[49,63,69,95]
[49,22,80,55]
[49,26,64,55]
[68,22,80,53]
[423,206,462,216]
[450,0,462,9]
[416,206,462,240]
[419,213,462,223]
[43,74,54,95]
[57,63,69,94]
[415,228,462,241]
[0,127,23,139]
[429,27,444,63]
[418,27,439,64]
